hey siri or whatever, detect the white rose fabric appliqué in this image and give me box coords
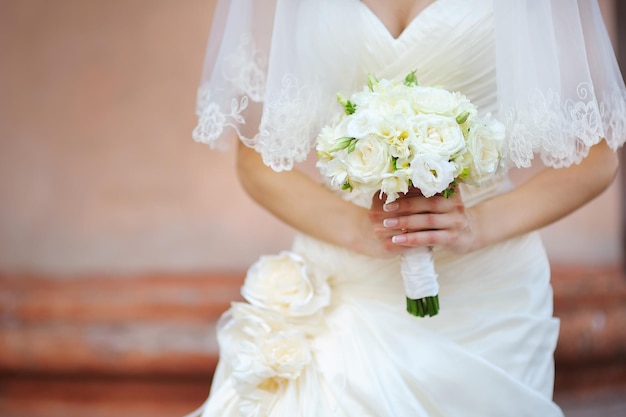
[217,251,331,415]
[241,251,331,317]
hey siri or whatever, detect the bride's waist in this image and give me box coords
[291,234,401,295]
[291,227,547,295]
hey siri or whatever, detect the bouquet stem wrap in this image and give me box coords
[401,247,439,317]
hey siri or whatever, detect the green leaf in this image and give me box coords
[336,93,357,115]
[456,111,470,125]
[404,70,419,86]
[328,136,355,153]
[442,182,457,198]
[347,138,357,153]
[341,182,353,192]
[345,100,357,115]
[336,92,347,106]
[367,73,379,92]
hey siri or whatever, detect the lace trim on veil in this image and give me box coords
[601,88,626,148]
[505,84,626,168]
[193,33,321,171]
[193,33,265,151]
[255,75,321,170]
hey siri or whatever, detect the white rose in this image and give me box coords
[242,251,331,317]
[410,86,458,115]
[350,84,379,108]
[410,114,466,158]
[345,109,384,138]
[353,86,401,116]
[224,304,281,395]
[315,124,340,161]
[391,98,414,115]
[316,156,349,190]
[451,91,478,122]
[231,339,276,396]
[462,115,505,184]
[343,135,393,190]
[375,78,397,92]
[224,304,312,397]
[363,93,396,117]
[388,131,413,159]
[380,169,411,203]
[409,154,456,197]
[238,389,274,417]
[373,114,414,159]
[260,329,312,380]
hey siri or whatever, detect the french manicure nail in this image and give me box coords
[392,234,407,244]
[383,218,399,227]
[383,202,399,212]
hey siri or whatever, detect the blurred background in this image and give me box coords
[0,0,625,416]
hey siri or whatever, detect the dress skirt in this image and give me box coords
[197,223,563,416]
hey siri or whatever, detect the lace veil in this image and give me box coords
[494,0,626,168]
[193,0,626,171]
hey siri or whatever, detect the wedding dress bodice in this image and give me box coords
[357,0,496,114]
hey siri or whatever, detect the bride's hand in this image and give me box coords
[369,187,479,255]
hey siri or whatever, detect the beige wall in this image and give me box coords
[0,0,622,276]
[0,0,295,274]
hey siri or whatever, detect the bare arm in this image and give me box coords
[236,141,404,258]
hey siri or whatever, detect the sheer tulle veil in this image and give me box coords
[193,0,363,171]
[193,0,626,171]
[494,0,626,168]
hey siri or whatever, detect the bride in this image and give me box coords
[190,0,625,416]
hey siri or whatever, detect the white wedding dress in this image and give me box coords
[193,1,566,416]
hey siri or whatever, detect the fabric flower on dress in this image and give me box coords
[218,303,313,416]
[241,251,331,318]
[216,251,331,415]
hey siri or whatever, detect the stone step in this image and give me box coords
[0,267,625,383]
[550,264,626,393]
[0,375,209,417]
[0,273,241,376]
[3,375,621,417]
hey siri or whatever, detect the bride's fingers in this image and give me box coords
[383,211,469,233]
[370,191,468,251]
[390,228,466,249]
[383,192,467,230]
[391,229,447,247]
[385,193,461,215]
[369,192,388,221]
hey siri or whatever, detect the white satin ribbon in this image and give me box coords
[400,247,439,299]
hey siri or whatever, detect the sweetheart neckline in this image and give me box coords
[359,0,443,42]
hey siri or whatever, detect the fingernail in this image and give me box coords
[383,218,398,227]
[383,202,399,212]
[392,234,407,244]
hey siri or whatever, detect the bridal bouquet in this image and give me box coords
[316,71,505,317]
